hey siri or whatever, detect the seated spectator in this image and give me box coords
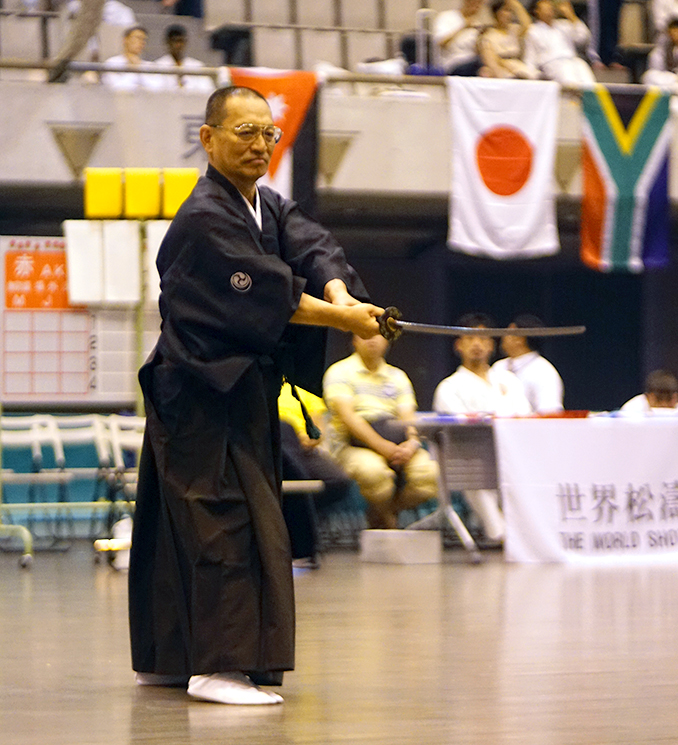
[642,18,678,90]
[434,0,491,76]
[620,369,678,414]
[154,24,215,92]
[523,0,596,86]
[479,0,538,78]
[433,313,530,542]
[653,0,678,36]
[323,334,438,530]
[102,26,163,91]
[491,314,564,413]
[278,383,354,566]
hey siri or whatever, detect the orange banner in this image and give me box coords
[5,249,70,310]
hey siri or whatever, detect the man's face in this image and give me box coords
[167,34,187,59]
[500,324,529,357]
[500,333,521,357]
[200,96,274,188]
[124,29,147,56]
[455,331,494,366]
[535,0,555,22]
[463,0,483,15]
[647,392,678,408]
[353,333,389,363]
[495,2,513,26]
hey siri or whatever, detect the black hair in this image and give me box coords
[166,24,188,41]
[511,313,545,352]
[205,86,269,126]
[528,0,547,18]
[455,312,496,330]
[491,0,507,17]
[645,369,678,403]
[123,25,148,38]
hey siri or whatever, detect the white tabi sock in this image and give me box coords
[187,672,283,705]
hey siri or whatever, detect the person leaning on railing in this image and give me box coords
[478,0,539,78]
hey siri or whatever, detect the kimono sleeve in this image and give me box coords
[265,190,368,300]
[160,204,307,360]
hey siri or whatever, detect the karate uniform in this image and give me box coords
[523,19,595,86]
[153,54,215,92]
[101,54,164,91]
[620,394,678,415]
[491,351,564,414]
[128,164,366,680]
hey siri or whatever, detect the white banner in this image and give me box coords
[494,418,678,563]
[448,77,560,259]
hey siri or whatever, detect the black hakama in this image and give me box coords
[128,164,366,679]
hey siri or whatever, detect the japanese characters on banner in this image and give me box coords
[5,243,69,310]
[495,418,678,563]
[0,237,158,405]
[229,68,318,199]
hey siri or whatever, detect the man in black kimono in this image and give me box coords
[128,86,382,705]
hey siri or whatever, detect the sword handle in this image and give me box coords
[378,306,403,342]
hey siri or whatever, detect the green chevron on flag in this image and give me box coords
[580,85,671,272]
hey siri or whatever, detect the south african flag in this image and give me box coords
[580,85,671,272]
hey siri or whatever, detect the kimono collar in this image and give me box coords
[240,187,262,230]
[206,163,263,231]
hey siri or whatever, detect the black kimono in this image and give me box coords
[128,164,366,680]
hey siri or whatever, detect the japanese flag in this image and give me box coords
[448,77,560,259]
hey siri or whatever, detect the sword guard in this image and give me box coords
[378,306,403,342]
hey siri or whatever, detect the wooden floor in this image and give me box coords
[2,543,678,745]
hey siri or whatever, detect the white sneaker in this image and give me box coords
[187,672,283,705]
[135,672,189,687]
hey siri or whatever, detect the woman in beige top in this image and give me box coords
[479,0,537,78]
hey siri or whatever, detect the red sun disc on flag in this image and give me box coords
[476,126,533,196]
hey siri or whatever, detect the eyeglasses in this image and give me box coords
[208,122,283,144]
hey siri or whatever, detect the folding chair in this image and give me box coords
[0,415,73,550]
[106,414,145,504]
[92,415,145,566]
[51,415,114,538]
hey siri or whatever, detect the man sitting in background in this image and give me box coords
[323,334,438,530]
[434,0,492,75]
[523,0,596,86]
[154,24,215,92]
[102,25,163,90]
[491,314,564,414]
[620,369,678,414]
[433,313,530,543]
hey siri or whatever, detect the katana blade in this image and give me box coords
[395,320,586,338]
[378,307,585,342]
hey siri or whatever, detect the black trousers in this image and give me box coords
[280,422,352,559]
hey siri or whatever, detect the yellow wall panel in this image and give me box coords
[84,168,123,219]
[124,168,161,218]
[162,168,199,218]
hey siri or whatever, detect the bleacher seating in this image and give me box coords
[300,28,343,69]
[251,0,291,25]
[0,0,658,78]
[297,0,336,27]
[252,26,297,69]
[346,30,389,70]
